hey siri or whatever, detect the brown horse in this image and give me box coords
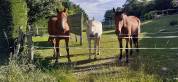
[113,8,141,63]
[48,8,71,63]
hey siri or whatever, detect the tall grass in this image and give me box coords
[0,56,77,82]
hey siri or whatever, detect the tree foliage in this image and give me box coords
[10,0,28,38]
[103,0,178,23]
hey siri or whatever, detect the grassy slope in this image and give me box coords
[33,14,178,82]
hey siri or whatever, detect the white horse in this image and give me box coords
[86,19,102,59]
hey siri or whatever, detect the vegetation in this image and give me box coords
[0,58,77,82]
[10,0,28,38]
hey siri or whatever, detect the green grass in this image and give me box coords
[31,14,178,81]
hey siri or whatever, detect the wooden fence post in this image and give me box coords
[27,25,34,61]
[80,12,84,45]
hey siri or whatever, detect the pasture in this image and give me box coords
[32,14,178,82]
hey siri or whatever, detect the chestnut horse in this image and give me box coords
[113,9,141,63]
[48,8,71,63]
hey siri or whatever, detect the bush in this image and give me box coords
[169,20,178,26]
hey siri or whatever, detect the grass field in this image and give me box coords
[32,14,178,82]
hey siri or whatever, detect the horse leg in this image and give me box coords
[118,38,123,63]
[97,37,101,55]
[133,35,139,53]
[53,38,56,58]
[136,37,139,53]
[125,38,129,63]
[65,38,71,62]
[55,39,60,63]
[88,39,91,59]
[130,37,133,56]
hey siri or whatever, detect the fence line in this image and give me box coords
[1,35,178,39]
[35,35,178,39]
[34,30,178,35]
[49,35,70,38]
[33,46,178,50]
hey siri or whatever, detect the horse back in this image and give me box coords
[87,20,102,38]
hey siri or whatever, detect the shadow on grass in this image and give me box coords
[33,53,122,72]
[34,41,82,50]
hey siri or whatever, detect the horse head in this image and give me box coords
[56,8,68,32]
[113,8,127,36]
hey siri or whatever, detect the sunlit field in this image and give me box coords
[32,14,178,81]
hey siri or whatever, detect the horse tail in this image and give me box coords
[137,18,141,34]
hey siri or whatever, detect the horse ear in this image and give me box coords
[113,8,116,13]
[56,8,59,13]
[121,13,126,19]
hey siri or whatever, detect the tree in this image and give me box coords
[154,0,174,10]
[26,0,61,25]
[103,10,114,25]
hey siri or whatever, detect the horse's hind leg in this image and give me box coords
[118,38,123,63]
[133,36,139,53]
[125,38,129,63]
[130,37,133,56]
[136,38,139,53]
[65,38,71,62]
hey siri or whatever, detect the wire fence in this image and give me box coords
[33,46,178,50]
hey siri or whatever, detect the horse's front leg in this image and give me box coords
[118,38,123,63]
[55,39,60,63]
[65,38,71,62]
[52,38,56,58]
[97,37,101,55]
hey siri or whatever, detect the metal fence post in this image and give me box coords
[80,12,84,45]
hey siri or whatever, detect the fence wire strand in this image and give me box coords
[33,46,178,50]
